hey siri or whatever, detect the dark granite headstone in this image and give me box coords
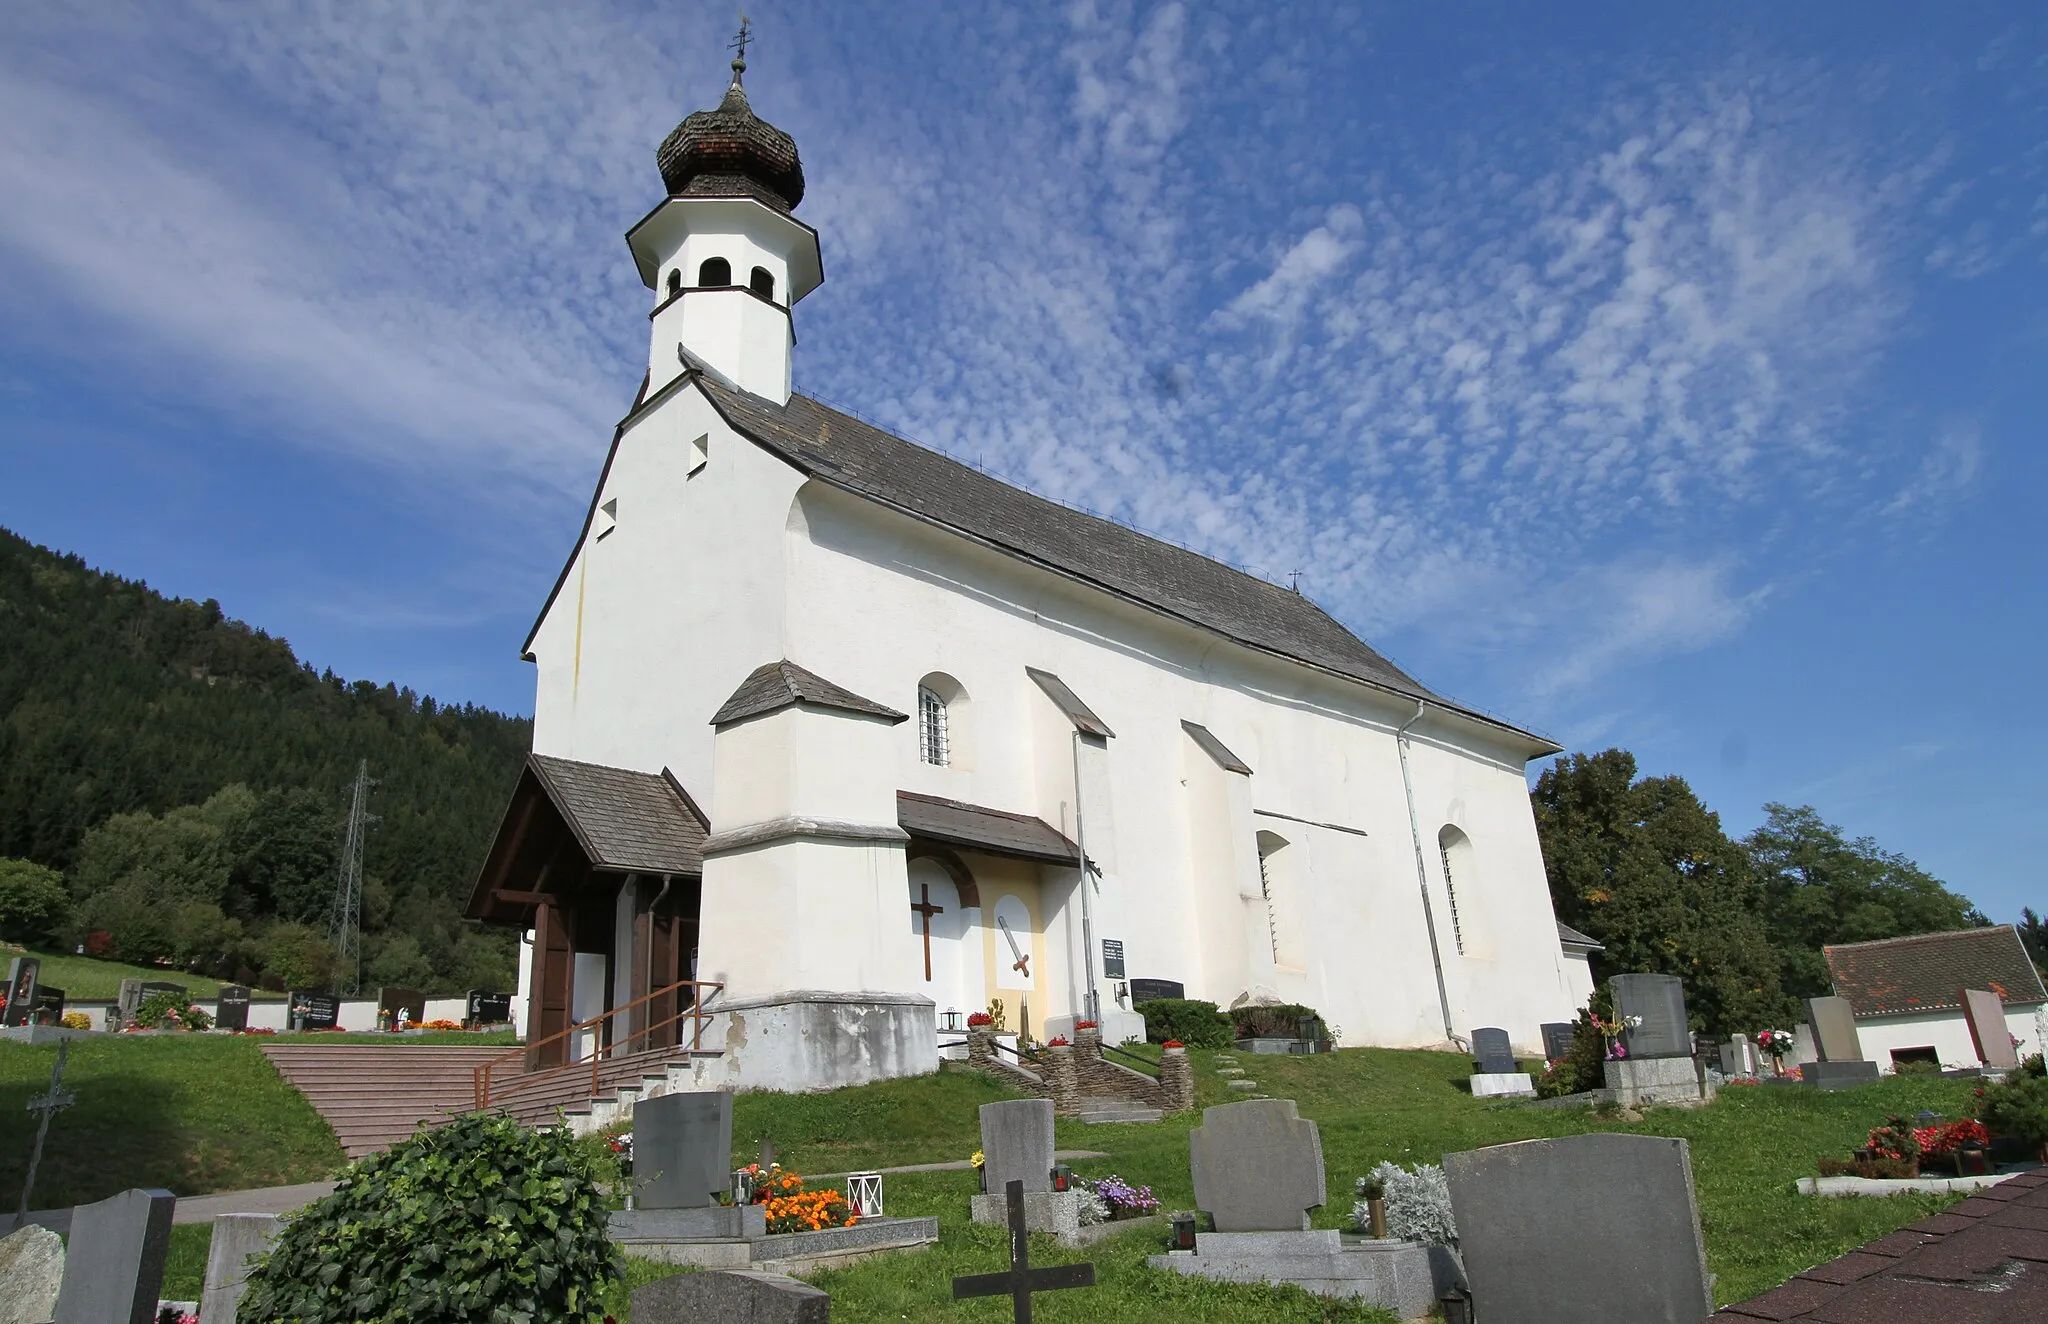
[31,985,64,1025]
[1445,1134,1711,1324]
[288,990,339,1031]
[1129,978,1185,1004]
[636,1090,734,1209]
[1188,1099,1325,1232]
[1470,1027,1516,1075]
[466,989,513,1026]
[215,985,252,1032]
[4,956,41,1027]
[1612,973,1690,1059]
[53,1187,176,1324]
[1540,1021,1577,1062]
[139,981,189,1009]
[376,986,426,1026]
[631,1269,829,1323]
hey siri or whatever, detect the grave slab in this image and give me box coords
[978,1099,1055,1195]
[1803,1060,1881,1090]
[969,1191,1084,1243]
[631,1268,829,1323]
[1444,1133,1711,1324]
[611,1205,766,1241]
[1962,989,2019,1069]
[1189,1099,1324,1233]
[1603,1056,1703,1107]
[0,1224,63,1324]
[53,1187,176,1324]
[1612,973,1690,1059]
[1469,1028,1516,1075]
[1149,1233,1459,1320]
[199,1213,279,1324]
[636,1090,734,1209]
[1469,1071,1536,1099]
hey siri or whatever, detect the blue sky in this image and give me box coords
[1,3,2042,922]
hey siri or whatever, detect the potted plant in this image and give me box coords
[1756,1028,1796,1075]
[1865,1116,1922,1179]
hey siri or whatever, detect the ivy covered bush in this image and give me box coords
[1138,998,1234,1048]
[1231,1002,1326,1043]
[239,1112,619,1323]
[132,989,211,1031]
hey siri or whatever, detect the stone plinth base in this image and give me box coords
[1803,1060,1881,1090]
[612,1205,766,1241]
[612,1213,938,1274]
[1603,1056,1703,1107]
[1235,1037,1321,1055]
[1470,1072,1535,1099]
[971,1191,1084,1245]
[1148,1230,1460,1321]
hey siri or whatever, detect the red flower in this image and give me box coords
[1161,1040,1184,1049]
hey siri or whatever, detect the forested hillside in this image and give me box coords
[0,526,529,990]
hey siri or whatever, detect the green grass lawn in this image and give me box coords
[79,1043,1995,1317]
[1,946,270,1002]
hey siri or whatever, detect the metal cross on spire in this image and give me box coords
[15,1039,76,1223]
[730,12,753,80]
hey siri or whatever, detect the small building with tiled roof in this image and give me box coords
[467,33,1587,1093]
[1825,926,2048,1074]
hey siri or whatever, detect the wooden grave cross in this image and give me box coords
[15,1038,75,1221]
[952,1178,1095,1322]
[911,883,946,981]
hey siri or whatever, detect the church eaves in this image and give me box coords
[710,659,909,727]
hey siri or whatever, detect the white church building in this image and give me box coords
[467,51,1590,1092]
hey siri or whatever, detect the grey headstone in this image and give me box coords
[1445,1134,1711,1324]
[1961,989,2019,1069]
[1188,1098,1325,1232]
[631,1269,829,1323]
[0,1224,64,1324]
[54,1188,176,1324]
[1719,1034,1757,1077]
[1540,1021,1577,1062]
[198,1213,279,1324]
[636,1090,733,1209]
[1612,974,1690,1059]
[214,985,252,1033]
[1804,996,1864,1062]
[117,979,145,1027]
[978,1099,1055,1195]
[1470,1028,1516,1075]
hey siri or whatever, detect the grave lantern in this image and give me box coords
[1168,1211,1197,1252]
[1439,1287,1472,1324]
[940,1008,963,1032]
[846,1170,884,1218]
[731,1167,756,1205]
[1050,1163,1072,1192]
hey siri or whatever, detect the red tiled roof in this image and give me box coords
[1716,1172,2048,1320]
[1825,926,2047,1018]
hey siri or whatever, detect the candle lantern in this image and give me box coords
[846,1171,884,1218]
[1050,1163,1072,1192]
[1168,1211,1198,1252]
[1440,1287,1472,1324]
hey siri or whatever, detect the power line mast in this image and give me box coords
[329,759,374,996]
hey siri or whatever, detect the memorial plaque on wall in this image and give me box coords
[1101,939,1126,980]
[3,956,39,1026]
[1129,978,1185,1004]
[290,990,340,1031]
[1611,973,1690,1059]
[216,984,252,1032]
[467,990,513,1026]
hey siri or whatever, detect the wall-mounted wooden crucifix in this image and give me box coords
[911,883,946,981]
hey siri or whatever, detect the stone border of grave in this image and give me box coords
[1796,1171,2022,1198]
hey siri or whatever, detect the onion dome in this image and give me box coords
[656,57,805,214]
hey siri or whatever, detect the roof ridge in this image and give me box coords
[1825,924,2012,952]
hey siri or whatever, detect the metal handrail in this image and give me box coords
[1098,1041,1161,1079]
[472,977,724,1111]
[988,1037,1046,1067]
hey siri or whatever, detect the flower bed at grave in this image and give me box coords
[736,1164,858,1233]
[1083,1173,1160,1220]
[129,990,212,1032]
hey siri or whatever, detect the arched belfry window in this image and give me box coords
[665,269,682,299]
[1437,825,1472,956]
[750,266,775,300]
[918,686,949,766]
[697,256,731,287]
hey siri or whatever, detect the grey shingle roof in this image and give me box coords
[693,382,1542,734]
[1825,926,2048,1018]
[897,791,1080,866]
[529,755,708,875]
[709,659,908,727]
[1027,667,1115,739]
[1555,921,1604,951]
[1182,720,1252,774]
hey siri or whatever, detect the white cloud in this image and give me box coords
[1884,421,1983,516]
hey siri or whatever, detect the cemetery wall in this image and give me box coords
[62,994,471,1033]
[1851,1003,2044,1072]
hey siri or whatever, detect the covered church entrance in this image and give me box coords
[466,755,712,1068]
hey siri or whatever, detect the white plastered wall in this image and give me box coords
[1853,1004,2045,1072]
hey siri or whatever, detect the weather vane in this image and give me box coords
[730,12,753,79]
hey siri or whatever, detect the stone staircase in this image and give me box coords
[959,1027,1192,1122]
[262,1042,725,1158]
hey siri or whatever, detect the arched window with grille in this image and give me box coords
[918,686,949,766]
[697,256,732,287]
[1437,825,1473,956]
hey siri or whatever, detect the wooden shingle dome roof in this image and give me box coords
[655,65,805,214]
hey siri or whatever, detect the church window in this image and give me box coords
[750,266,776,301]
[1437,825,1472,956]
[698,256,732,287]
[666,269,682,299]
[919,685,949,766]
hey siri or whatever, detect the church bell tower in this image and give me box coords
[628,28,822,404]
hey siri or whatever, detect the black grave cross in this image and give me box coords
[15,1039,75,1221]
[911,884,946,981]
[952,1178,1095,1323]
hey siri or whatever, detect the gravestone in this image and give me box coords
[1540,1021,1577,1062]
[199,1213,279,1324]
[466,989,513,1026]
[1961,989,2019,1070]
[288,990,339,1031]
[3,957,39,1027]
[214,985,252,1033]
[636,1090,733,1209]
[1129,978,1185,1004]
[1470,1028,1516,1075]
[117,978,146,1028]
[632,1269,829,1323]
[1805,996,1862,1062]
[140,980,188,1004]
[978,1099,1055,1196]
[1189,1099,1324,1232]
[53,1187,176,1324]
[1719,1034,1758,1078]
[1444,1134,1712,1324]
[1611,973,1690,1059]
[0,1224,63,1324]
[30,986,64,1025]
[376,986,426,1026]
